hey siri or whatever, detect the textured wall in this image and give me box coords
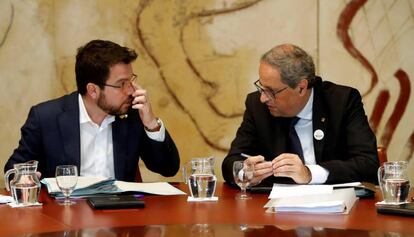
[1,0,413,185]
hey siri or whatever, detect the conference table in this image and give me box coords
[1,182,413,236]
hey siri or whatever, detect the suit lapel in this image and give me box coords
[57,92,81,169]
[312,79,328,163]
[112,117,129,180]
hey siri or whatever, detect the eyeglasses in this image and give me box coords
[254,79,288,101]
[100,74,137,93]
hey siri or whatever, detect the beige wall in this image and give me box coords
[1,0,413,185]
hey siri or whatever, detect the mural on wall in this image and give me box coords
[0,0,413,183]
[0,2,13,49]
[338,0,413,162]
[135,0,262,152]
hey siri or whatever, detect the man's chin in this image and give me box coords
[267,107,281,117]
[107,107,129,116]
[269,109,292,118]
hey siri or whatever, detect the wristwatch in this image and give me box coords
[145,118,162,132]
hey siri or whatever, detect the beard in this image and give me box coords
[97,93,132,116]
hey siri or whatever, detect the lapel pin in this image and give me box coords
[314,129,324,140]
[119,114,128,119]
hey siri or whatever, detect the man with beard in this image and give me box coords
[222,44,378,186]
[4,40,180,181]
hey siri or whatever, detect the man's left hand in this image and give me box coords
[271,153,311,184]
[131,84,159,130]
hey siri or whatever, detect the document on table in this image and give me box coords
[332,182,362,188]
[269,184,334,199]
[42,176,186,198]
[265,188,358,214]
[268,182,362,199]
[115,181,186,195]
[42,176,112,193]
[0,194,14,204]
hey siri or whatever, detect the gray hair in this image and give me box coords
[260,44,316,88]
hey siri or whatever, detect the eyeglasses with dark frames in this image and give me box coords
[254,79,288,101]
[100,74,137,93]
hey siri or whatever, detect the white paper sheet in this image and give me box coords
[269,184,333,199]
[332,182,362,188]
[115,181,186,195]
[0,194,14,204]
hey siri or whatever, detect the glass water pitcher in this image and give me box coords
[182,157,217,199]
[4,160,41,205]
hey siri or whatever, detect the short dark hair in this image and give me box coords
[75,39,138,95]
[261,44,316,88]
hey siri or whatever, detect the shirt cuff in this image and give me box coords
[306,165,329,184]
[145,119,165,142]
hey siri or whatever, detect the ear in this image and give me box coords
[86,83,100,100]
[298,79,308,95]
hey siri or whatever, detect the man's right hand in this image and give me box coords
[244,155,273,185]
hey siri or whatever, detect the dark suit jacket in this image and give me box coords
[222,77,379,185]
[5,92,180,181]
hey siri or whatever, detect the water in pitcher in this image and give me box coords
[381,178,410,204]
[188,174,217,198]
[11,183,40,204]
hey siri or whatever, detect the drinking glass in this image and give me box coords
[233,161,254,200]
[378,161,410,204]
[55,165,78,205]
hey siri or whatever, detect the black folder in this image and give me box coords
[87,195,145,210]
[376,202,414,217]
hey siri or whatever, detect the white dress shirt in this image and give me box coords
[78,95,165,178]
[295,89,329,184]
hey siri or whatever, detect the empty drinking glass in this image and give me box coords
[233,161,254,200]
[55,165,78,205]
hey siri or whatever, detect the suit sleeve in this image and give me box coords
[5,107,45,173]
[222,95,259,186]
[138,128,180,177]
[319,89,379,184]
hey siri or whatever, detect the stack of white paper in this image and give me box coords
[264,184,358,214]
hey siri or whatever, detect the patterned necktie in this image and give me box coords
[288,117,304,162]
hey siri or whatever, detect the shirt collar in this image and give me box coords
[78,94,115,127]
[296,88,313,120]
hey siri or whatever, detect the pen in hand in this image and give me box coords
[241,153,251,158]
[240,153,273,170]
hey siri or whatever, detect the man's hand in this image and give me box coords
[244,155,273,185]
[131,84,159,130]
[271,153,311,184]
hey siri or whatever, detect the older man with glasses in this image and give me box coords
[222,44,379,187]
[5,39,180,181]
